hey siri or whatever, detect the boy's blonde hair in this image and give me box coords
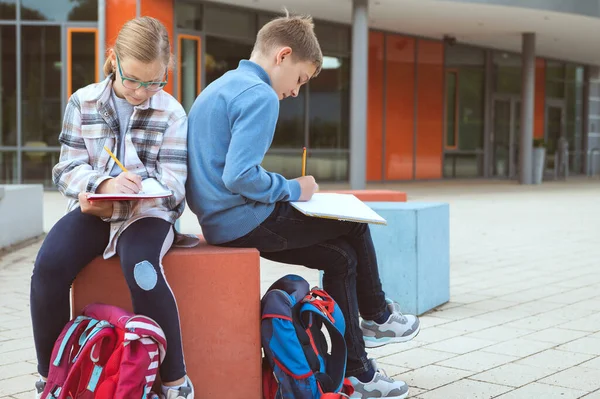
[253,11,323,77]
[103,16,172,77]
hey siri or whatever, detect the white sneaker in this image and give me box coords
[347,359,409,399]
[161,375,194,399]
[34,380,45,399]
[361,299,420,348]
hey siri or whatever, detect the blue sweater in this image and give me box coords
[186,60,301,244]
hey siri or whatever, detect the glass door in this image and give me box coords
[177,33,202,112]
[492,96,520,178]
[492,98,510,177]
[545,101,565,172]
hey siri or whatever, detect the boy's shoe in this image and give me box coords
[361,299,420,348]
[34,380,45,399]
[348,359,409,399]
[161,376,194,399]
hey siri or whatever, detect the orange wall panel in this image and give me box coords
[106,0,136,49]
[384,35,415,181]
[141,0,175,94]
[367,31,385,181]
[534,58,545,139]
[415,40,444,179]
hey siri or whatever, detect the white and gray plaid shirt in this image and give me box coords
[52,76,189,258]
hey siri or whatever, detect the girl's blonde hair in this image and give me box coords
[103,16,172,77]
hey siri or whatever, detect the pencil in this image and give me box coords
[302,146,307,177]
[103,145,128,173]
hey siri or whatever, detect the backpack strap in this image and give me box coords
[72,320,113,363]
[52,316,90,366]
[320,394,350,399]
[293,296,347,394]
[291,302,321,374]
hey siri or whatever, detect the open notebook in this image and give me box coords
[87,179,172,201]
[291,193,387,225]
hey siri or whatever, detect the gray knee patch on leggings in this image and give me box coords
[133,260,158,291]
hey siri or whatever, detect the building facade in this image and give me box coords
[1,0,598,187]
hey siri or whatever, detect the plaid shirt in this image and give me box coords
[52,76,189,258]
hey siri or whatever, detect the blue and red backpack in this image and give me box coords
[261,275,354,399]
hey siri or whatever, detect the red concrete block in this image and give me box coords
[71,237,261,399]
[322,189,407,202]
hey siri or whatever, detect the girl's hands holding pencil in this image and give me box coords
[98,145,142,194]
[97,172,143,194]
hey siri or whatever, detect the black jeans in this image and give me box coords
[30,209,186,382]
[220,202,388,376]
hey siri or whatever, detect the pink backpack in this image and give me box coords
[41,303,167,399]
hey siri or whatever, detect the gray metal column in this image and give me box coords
[483,50,493,178]
[98,0,106,78]
[519,33,535,184]
[349,0,368,189]
[583,66,590,173]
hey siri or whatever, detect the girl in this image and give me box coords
[30,17,194,399]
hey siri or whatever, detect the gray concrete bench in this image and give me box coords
[0,184,44,250]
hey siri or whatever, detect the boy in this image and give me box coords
[186,12,420,399]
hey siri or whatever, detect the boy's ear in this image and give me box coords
[275,46,293,65]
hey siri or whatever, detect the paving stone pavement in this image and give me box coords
[2,179,600,398]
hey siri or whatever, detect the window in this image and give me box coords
[22,26,62,147]
[175,2,202,30]
[204,4,256,38]
[0,26,16,146]
[0,0,16,19]
[22,0,97,21]
[314,23,350,54]
[178,35,201,112]
[22,149,59,186]
[565,64,585,173]
[273,95,304,149]
[309,56,350,150]
[446,45,485,152]
[0,151,17,183]
[493,52,521,95]
[445,70,457,149]
[68,29,97,98]
[546,61,565,99]
[205,36,252,85]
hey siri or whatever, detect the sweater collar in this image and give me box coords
[238,60,272,86]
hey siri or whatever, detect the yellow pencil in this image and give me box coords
[103,145,128,173]
[301,146,307,177]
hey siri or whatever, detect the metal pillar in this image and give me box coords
[98,0,106,78]
[519,33,535,184]
[349,0,368,189]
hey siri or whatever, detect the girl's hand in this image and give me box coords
[97,172,143,194]
[79,192,114,218]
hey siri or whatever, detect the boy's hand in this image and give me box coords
[294,175,319,201]
[97,172,142,194]
[78,192,114,218]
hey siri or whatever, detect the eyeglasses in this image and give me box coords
[115,53,168,92]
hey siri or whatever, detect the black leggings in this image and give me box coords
[30,208,186,382]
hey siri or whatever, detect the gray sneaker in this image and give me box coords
[361,299,420,348]
[348,359,409,399]
[161,376,194,399]
[34,380,45,399]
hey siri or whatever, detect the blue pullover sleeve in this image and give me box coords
[222,84,301,203]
